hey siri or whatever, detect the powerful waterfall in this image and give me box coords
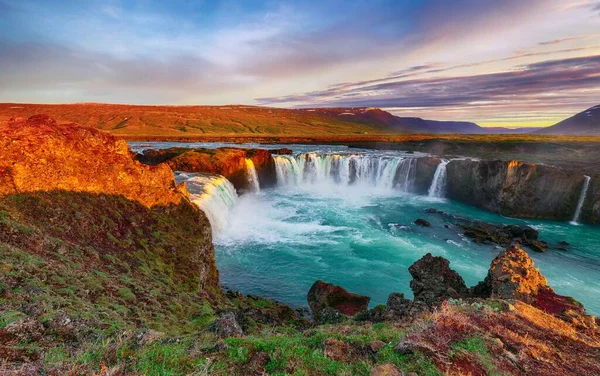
[175,172,238,236]
[245,159,261,192]
[274,153,417,191]
[571,175,591,225]
[428,159,449,198]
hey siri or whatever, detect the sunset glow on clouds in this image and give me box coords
[1,0,599,127]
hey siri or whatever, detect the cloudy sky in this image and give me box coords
[1,0,599,127]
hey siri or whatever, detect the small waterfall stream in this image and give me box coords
[274,153,417,191]
[428,159,449,198]
[245,159,261,192]
[175,172,238,236]
[571,175,591,225]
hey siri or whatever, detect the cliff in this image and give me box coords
[446,158,599,223]
[136,147,277,192]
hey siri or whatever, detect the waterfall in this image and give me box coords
[274,153,417,191]
[428,159,449,198]
[175,172,238,236]
[245,158,260,192]
[571,175,591,225]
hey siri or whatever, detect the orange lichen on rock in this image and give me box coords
[486,245,548,301]
[0,115,186,207]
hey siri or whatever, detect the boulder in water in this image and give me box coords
[307,280,370,319]
[414,218,431,227]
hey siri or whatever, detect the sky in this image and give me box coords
[1,0,599,127]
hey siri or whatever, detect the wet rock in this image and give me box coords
[528,240,547,253]
[210,312,243,338]
[371,363,403,376]
[409,253,469,307]
[413,157,442,194]
[414,218,430,227]
[324,338,351,361]
[307,280,370,318]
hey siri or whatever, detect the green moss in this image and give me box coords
[117,287,136,302]
[0,310,24,329]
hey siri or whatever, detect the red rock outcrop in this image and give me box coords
[307,280,370,318]
[474,245,595,328]
[0,115,185,207]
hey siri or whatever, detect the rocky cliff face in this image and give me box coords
[136,147,277,192]
[412,156,440,194]
[446,158,599,223]
[0,115,221,317]
[0,115,185,208]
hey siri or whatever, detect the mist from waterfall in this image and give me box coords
[428,159,449,198]
[571,175,591,225]
[245,158,260,192]
[274,153,417,191]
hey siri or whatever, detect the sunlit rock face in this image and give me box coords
[0,114,220,294]
[135,147,277,193]
[446,159,598,222]
[0,114,185,208]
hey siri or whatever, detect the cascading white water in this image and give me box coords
[245,158,260,192]
[274,153,417,191]
[571,175,591,225]
[428,159,449,198]
[175,172,238,236]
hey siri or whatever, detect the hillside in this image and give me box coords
[0,103,543,137]
[536,105,600,135]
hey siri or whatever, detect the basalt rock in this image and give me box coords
[413,156,441,194]
[136,147,277,192]
[414,218,431,227]
[307,280,370,320]
[409,253,469,307]
[446,159,599,223]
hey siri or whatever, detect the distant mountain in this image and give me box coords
[536,105,600,135]
[307,108,539,134]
